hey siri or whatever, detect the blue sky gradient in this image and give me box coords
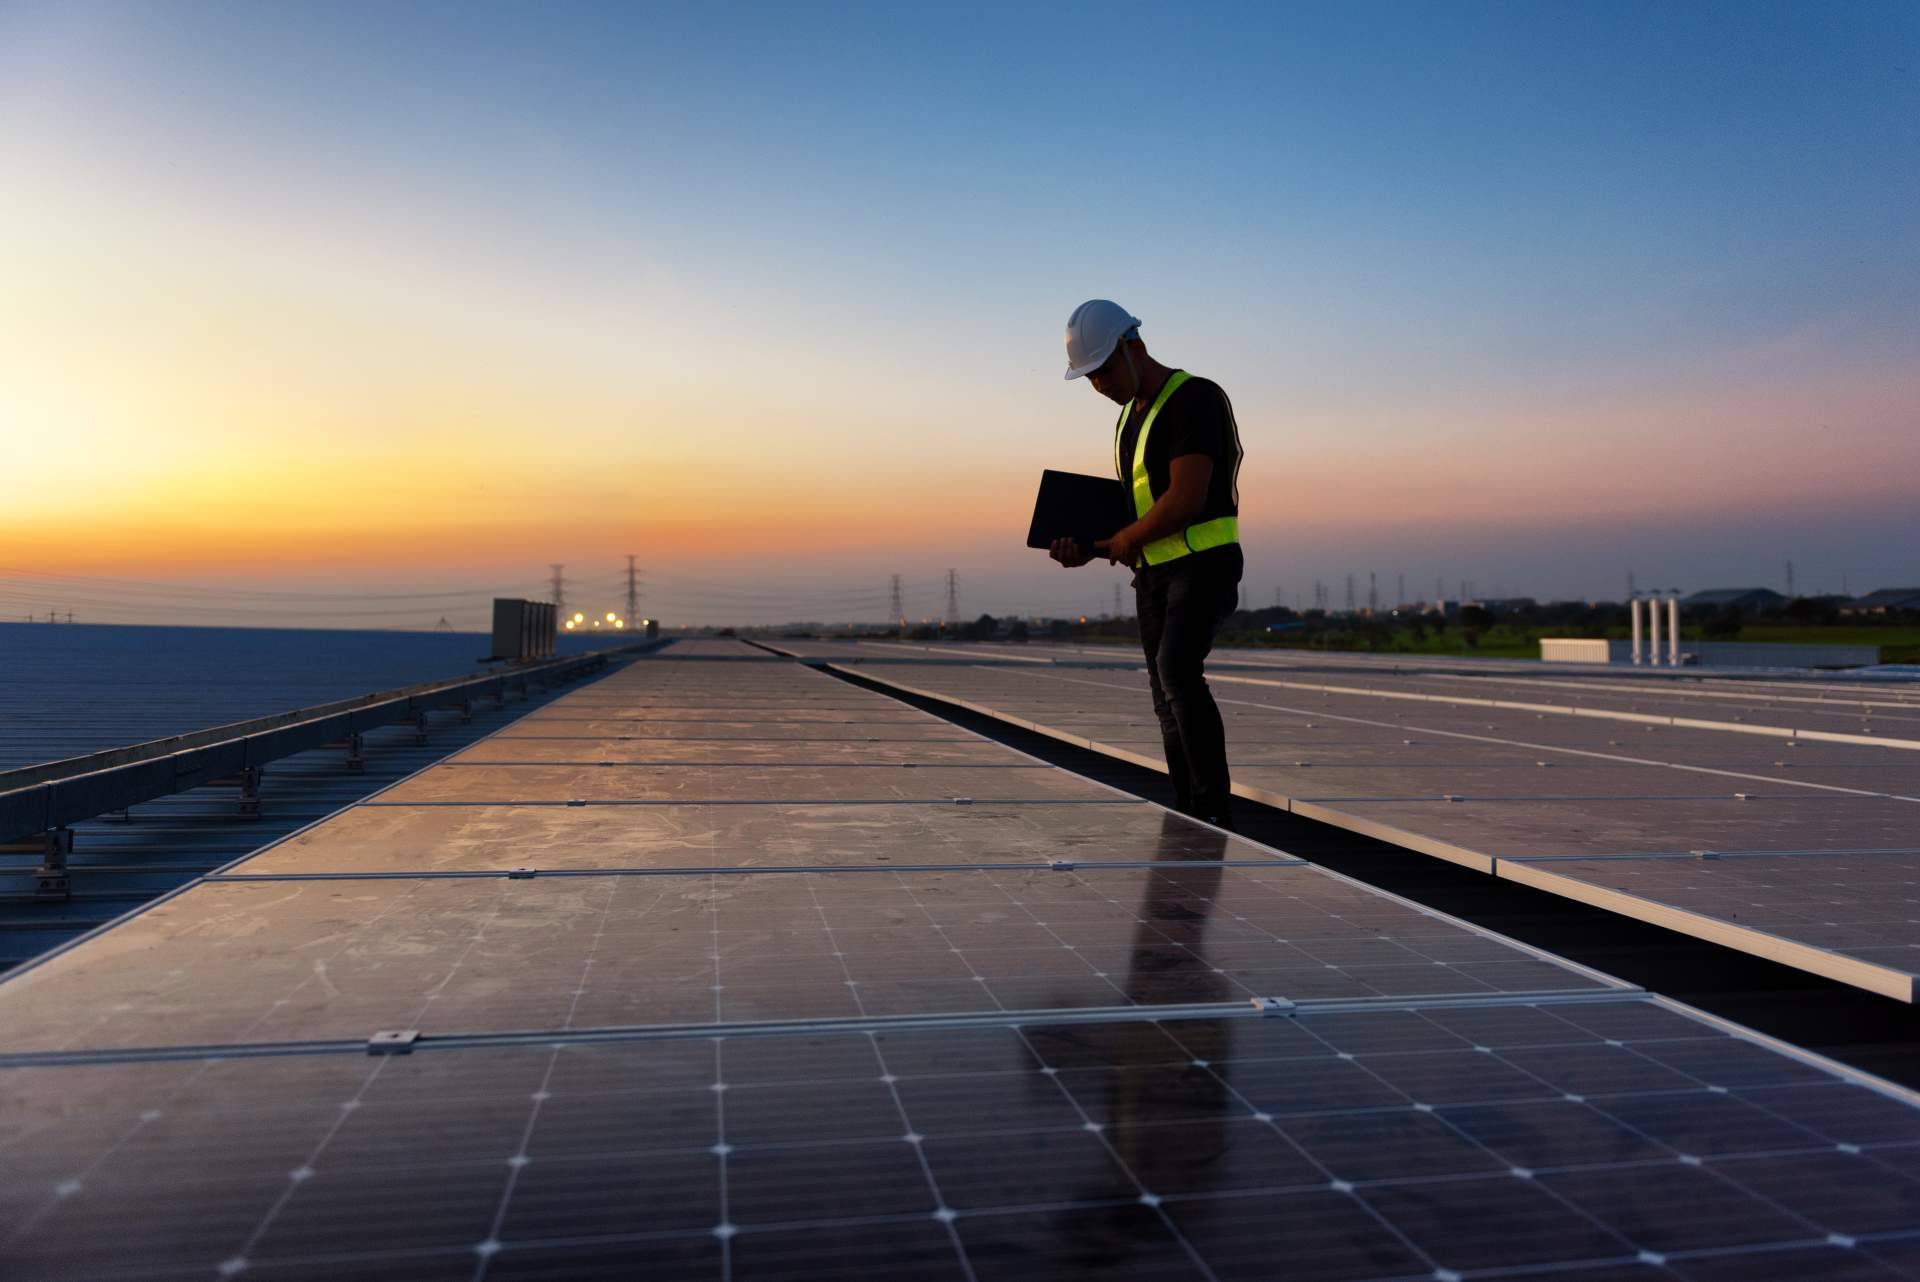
[2,1,1915,623]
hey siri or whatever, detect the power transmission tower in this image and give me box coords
[1368,572,1377,613]
[1273,586,1282,609]
[1344,574,1356,614]
[549,564,567,619]
[625,555,643,622]
[1114,583,1123,618]
[945,569,960,626]
[889,575,904,629]
[1436,576,1444,604]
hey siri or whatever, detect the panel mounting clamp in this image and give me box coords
[1250,996,1296,1017]
[507,867,538,879]
[1048,859,1076,872]
[367,1030,422,1055]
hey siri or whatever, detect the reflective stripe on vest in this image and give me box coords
[1112,370,1241,567]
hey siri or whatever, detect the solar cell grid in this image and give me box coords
[239,798,1284,875]
[6,1001,1920,1282]
[1504,855,1920,961]
[447,737,1024,764]
[0,864,1610,1054]
[491,718,981,739]
[1327,795,1920,861]
[375,761,1109,804]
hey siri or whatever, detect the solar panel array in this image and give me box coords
[770,641,1920,1003]
[5,639,1920,1280]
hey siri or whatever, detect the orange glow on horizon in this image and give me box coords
[6,119,1916,588]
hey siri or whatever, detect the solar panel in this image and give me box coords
[4,641,1918,1281]
[374,762,1112,805]
[773,641,1920,1003]
[6,1001,1919,1281]
[237,799,1279,875]
[0,862,1617,1054]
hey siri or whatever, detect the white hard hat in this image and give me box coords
[1063,299,1141,380]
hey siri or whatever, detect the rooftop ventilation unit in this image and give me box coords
[489,598,556,662]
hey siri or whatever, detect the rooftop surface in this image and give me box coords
[5,640,1920,1278]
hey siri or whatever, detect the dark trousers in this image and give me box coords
[1135,547,1241,825]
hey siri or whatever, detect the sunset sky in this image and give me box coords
[3,1,1916,627]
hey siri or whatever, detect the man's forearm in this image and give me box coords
[1120,489,1206,547]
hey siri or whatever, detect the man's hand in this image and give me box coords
[1093,458,1211,567]
[1049,537,1093,568]
[1095,528,1143,567]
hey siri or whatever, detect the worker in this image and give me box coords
[1050,299,1246,829]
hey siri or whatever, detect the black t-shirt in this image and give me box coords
[1115,372,1244,552]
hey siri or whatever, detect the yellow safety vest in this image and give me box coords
[1113,370,1241,567]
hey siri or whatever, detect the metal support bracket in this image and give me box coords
[459,698,474,725]
[367,1029,421,1055]
[343,732,365,773]
[213,768,264,816]
[1250,996,1296,1017]
[507,867,537,880]
[27,827,75,901]
[413,712,431,745]
[1049,860,1076,872]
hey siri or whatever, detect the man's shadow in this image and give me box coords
[1033,813,1238,1266]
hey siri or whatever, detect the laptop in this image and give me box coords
[1026,470,1128,554]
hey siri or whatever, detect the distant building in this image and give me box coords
[1681,588,1786,613]
[1846,587,1920,615]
